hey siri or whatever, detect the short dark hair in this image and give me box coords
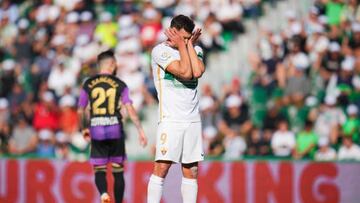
[97,50,115,64]
[304,120,313,129]
[170,15,195,34]
[277,119,288,126]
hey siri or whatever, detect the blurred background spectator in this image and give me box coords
[36,129,56,158]
[293,120,318,159]
[8,114,37,156]
[338,136,360,161]
[314,136,337,161]
[0,0,360,162]
[271,119,295,158]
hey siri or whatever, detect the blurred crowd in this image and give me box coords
[200,0,360,161]
[1,0,359,162]
[0,0,256,160]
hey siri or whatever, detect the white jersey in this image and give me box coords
[151,43,204,122]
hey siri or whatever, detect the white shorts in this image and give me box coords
[155,121,204,164]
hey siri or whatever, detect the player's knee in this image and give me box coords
[155,165,170,177]
[153,162,171,178]
[191,166,198,178]
[112,163,124,173]
[182,163,198,179]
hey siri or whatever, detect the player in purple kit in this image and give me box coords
[78,50,147,203]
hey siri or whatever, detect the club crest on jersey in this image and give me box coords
[160,147,167,155]
[161,52,171,60]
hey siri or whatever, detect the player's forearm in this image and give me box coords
[126,105,144,132]
[178,42,193,79]
[130,114,144,132]
[187,41,205,78]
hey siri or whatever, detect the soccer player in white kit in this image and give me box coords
[147,15,205,203]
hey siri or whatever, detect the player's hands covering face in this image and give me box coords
[190,28,202,45]
[165,28,185,47]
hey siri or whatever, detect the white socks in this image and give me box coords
[147,175,164,203]
[147,175,198,203]
[181,177,198,203]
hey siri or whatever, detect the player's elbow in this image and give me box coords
[193,63,205,78]
[192,70,204,79]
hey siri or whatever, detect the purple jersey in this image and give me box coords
[78,74,132,141]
